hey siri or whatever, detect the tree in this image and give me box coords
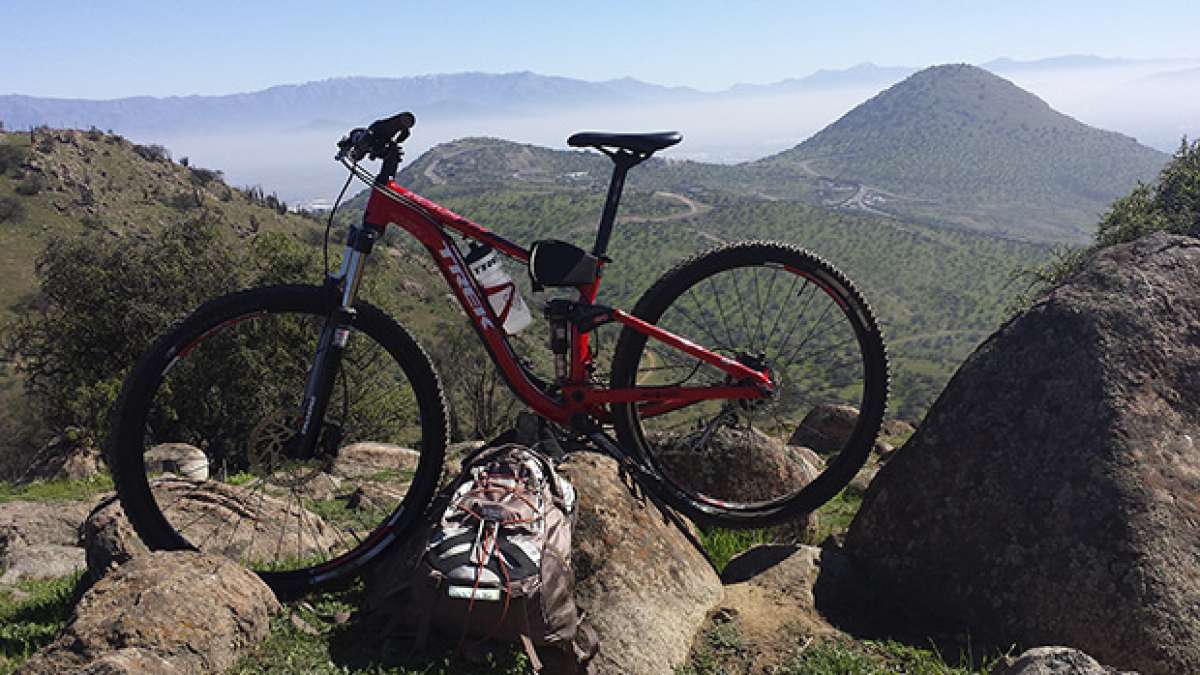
[1,219,320,439]
[1096,137,1200,247]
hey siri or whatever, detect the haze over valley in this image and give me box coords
[2,55,1197,209]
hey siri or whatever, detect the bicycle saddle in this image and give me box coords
[567,131,682,155]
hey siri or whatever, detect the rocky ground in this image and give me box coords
[4,232,1198,673]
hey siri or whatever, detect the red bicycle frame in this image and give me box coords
[359,180,772,428]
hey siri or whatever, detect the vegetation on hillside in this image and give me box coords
[761,64,1168,240]
[1018,137,1200,300]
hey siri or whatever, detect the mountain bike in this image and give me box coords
[109,112,888,597]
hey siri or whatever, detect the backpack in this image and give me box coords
[411,443,598,672]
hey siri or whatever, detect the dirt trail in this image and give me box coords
[619,191,712,224]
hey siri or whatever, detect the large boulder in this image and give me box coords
[82,478,339,580]
[561,452,723,675]
[0,499,94,583]
[650,426,822,505]
[846,233,1200,675]
[16,551,279,674]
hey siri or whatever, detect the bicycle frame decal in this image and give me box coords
[363,180,772,427]
[438,242,494,331]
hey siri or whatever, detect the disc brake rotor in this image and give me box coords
[247,410,325,488]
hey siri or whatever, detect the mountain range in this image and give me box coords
[4,55,1198,137]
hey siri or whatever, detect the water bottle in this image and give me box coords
[465,243,533,335]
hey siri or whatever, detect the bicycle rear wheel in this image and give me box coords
[610,241,888,527]
[109,284,448,597]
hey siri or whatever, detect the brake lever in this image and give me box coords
[335,128,371,161]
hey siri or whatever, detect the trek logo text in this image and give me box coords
[440,243,495,330]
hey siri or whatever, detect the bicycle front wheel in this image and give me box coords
[610,242,888,527]
[109,284,448,597]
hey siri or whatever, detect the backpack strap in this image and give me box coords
[519,633,544,673]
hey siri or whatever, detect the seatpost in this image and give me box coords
[593,152,643,258]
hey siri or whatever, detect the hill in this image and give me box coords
[342,136,1052,419]
[758,64,1169,241]
[0,128,460,465]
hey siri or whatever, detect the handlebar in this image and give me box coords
[336,111,416,162]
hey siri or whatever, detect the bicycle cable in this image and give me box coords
[323,168,356,278]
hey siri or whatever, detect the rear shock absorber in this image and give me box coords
[545,301,571,384]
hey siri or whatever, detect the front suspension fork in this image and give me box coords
[296,229,374,456]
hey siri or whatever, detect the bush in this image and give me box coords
[1020,137,1200,299]
[0,221,321,438]
[188,166,223,187]
[1095,137,1200,247]
[0,143,25,174]
[14,173,44,196]
[132,143,170,163]
[0,196,24,223]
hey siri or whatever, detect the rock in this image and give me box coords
[19,437,104,482]
[650,426,822,505]
[0,544,85,584]
[82,478,339,580]
[846,233,1200,675]
[706,545,878,670]
[562,452,723,675]
[0,499,93,549]
[787,403,861,454]
[345,482,409,512]
[880,419,916,440]
[16,551,279,674]
[74,648,181,674]
[991,646,1124,675]
[333,442,421,479]
[0,499,93,582]
[143,443,208,481]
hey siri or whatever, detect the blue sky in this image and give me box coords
[4,1,1199,98]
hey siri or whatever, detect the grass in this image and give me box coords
[232,586,530,674]
[699,486,867,573]
[700,528,777,573]
[0,573,79,674]
[0,474,113,503]
[681,617,1004,675]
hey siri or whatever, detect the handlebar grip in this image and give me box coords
[368,112,416,142]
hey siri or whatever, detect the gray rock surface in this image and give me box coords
[0,544,85,584]
[333,442,421,479]
[846,233,1200,675]
[788,403,861,453]
[143,443,208,481]
[16,551,279,674]
[0,499,94,583]
[561,452,723,675]
[82,478,338,580]
[651,426,822,506]
[991,646,1124,675]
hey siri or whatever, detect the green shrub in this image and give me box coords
[0,143,25,174]
[1018,137,1200,300]
[0,196,24,224]
[132,143,170,163]
[14,173,44,196]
